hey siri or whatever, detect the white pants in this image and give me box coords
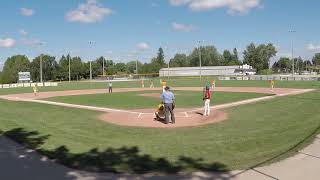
[204,99,211,116]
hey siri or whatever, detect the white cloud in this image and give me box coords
[19,29,28,36]
[307,43,320,52]
[20,8,34,16]
[65,0,113,23]
[0,38,16,48]
[136,42,150,51]
[172,22,195,32]
[169,0,261,14]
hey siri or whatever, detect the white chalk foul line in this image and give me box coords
[185,89,316,114]
[138,113,142,118]
[5,88,315,116]
[15,98,140,114]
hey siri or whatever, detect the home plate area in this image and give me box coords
[98,108,227,128]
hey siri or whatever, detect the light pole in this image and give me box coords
[289,30,296,76]
[90,61,92,81]
[88,41,95,81]
[102,57,105,77]
[136,60,138,75]
[198,41,202,80]
[164,46,170,79]
[36,42,44,83]
[40,53,43,83]
[135,52,138,75]
[68,53,71,82]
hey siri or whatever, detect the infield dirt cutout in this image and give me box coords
[0,87,314,128]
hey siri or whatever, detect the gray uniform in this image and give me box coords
[161,91,175,124]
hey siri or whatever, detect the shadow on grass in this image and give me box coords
[3,128,229,175]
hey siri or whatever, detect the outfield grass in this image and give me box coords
[0,79,318,95]
[0,88,319,173]
[45,91,269,109]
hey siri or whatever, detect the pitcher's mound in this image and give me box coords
[98,109,227,128]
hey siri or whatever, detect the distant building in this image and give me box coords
[159,64,256,77]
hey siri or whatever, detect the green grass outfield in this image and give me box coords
[0,79,319,95]
[45,91,269,109]
[0,80,319,173]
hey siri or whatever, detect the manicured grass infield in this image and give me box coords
[45,90,269,109]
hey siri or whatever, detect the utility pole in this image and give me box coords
[88,41,95,81]
[102,57,105,77]
[135,60,138,75]
[164,46,170,79]
[68,54,71,82]
[289,29,296,76]
[90,61,92,81]
[167,61,170,79]
[36,42,44,83]
[40,53,43,83]
[198,41,202,80]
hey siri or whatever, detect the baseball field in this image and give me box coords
[0,79,319,174]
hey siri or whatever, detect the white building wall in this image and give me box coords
[159,66,240,77]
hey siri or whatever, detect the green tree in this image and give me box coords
[126,61,142,73]
[91,61,102,78]
[1,55,30,83]
[70,56,84,80]
[222,49,241,65]
[94,56,114,76]
[312,53,320,66]
[147,47,167,73]
[114,63,127,73]
[223,50,233,65]
[155,47,165,66]
[243,43,277,72]
[170,53,189,67]
[56,55,70,81]
[30,55,58,82]
[189,46,223,66]
[295,57,304,74]
[272,57,291,73]
[233,48,240,64]
[304,60,313,71]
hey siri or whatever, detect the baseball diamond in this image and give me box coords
[1,1,320,179]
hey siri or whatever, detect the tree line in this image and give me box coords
[1,42,319,83]
[272,53,320,73]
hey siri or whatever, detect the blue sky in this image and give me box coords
[0,0,320,65]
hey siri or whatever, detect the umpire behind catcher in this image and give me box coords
[161,86,176,124]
